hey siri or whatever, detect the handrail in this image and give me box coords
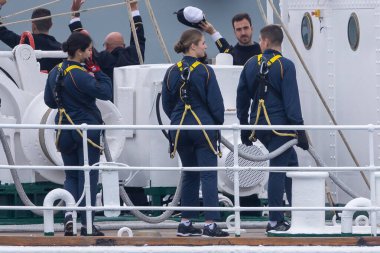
[0,122,378,235]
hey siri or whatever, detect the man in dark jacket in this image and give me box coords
[0,1,61,72]
[236,24,309,233]
[69,0,145,81]
[200,13,261,65]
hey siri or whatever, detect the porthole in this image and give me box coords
[301,12,313,50]
[348,13,360,51]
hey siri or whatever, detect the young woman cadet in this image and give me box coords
[44,32,112,236]
[162,29,228,237]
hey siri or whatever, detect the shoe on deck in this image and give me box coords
[80,225,104,236]
[266,220,290,232]
[176,222,202,237]
[202,223,229,237]
[64,214,73,236]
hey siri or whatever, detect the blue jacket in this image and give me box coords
[236,49,304,126]
[162,56,224,126]
[44,60,112,125]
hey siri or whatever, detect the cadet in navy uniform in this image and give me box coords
[236,25,309,232]
[162,29,228,237]
[69,0,145,81]
[200,13,261,65]
[0,1,61,72]
[44,32,112,236]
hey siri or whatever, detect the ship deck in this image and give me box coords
[1,227,380,247]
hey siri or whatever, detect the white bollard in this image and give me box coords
[287,172,329,233]
[102,168,121,217]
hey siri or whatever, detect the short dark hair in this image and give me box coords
[260,24,283,47]
[31,8,52,32]
[62,32,92,57]
[231,13,252,28]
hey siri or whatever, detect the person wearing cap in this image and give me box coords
[200,13,261,66]
[162,29,228,238]
[0,0,62,72]
[69,0,145,83]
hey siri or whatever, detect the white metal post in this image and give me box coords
[81,124,93,235]
[232,124,241,237]
[369,125,377,236]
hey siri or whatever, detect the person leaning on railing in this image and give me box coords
[44,32,112,236]
[236,24,309,233]
[162,29,228,238]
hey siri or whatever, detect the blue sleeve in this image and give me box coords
[0,26,20,48]
[236,64,251,125]
[162,66,176,118]
[129,15,145,62]
[69,20,84,32]
[206,67,224,125]
[281,61,304,125]
[76,70,113,101]
[44,70,58,109]
[215,37,234,54]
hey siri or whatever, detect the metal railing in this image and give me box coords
[0,123,379,236]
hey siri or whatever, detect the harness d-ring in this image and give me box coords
[19,31,35,49]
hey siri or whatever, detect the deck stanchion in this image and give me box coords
[81,124,93,235]
[369,125,377,236]
[232,124,241,237]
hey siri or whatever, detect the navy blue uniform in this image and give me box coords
[215,37,261,66]
[0,27,62,71]
[162,56,224,220]
[236,49,304,222]
[44,60,112,225]
[69,15,145,81]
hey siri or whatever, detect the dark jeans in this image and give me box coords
[57,129,101,225]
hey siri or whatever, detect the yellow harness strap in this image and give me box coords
[170,61,222,159]
[55,63,103,151]
[249,55,296,141]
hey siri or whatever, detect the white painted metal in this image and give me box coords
[43,188,76,235]
[286,172,329,234]
[341,197,371,234]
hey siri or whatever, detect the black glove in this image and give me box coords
[241,130,253,146]
[296,130,309,150]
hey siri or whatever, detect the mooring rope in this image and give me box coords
[124,0,144,64]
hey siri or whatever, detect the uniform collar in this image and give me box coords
[263,49,282,56]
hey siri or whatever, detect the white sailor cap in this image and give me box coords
[175,6,206,29]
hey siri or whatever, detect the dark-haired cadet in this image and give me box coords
[200,13,261,65]
[162,29,228,237]
[0,1,62,72]
[44,32,112,236]
[236,25,309,233]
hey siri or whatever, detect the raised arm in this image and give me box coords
[200,21,234,54]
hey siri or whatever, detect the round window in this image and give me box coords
[301,13,313,50]
[348,13,360,51]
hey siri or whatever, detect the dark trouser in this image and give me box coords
[57,129,101,226]
[257,131,298,222]
[173,129,220,221]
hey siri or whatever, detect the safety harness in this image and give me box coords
[54,62,103,151]
[249,54,296,141]
[170,60,222,158]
